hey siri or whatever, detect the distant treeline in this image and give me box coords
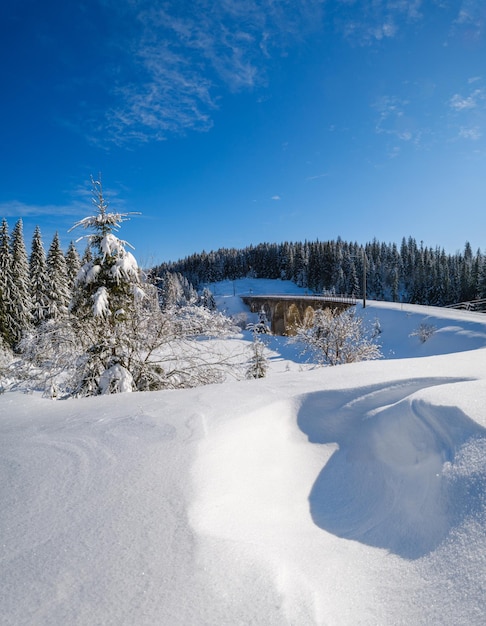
[154,237,486,306]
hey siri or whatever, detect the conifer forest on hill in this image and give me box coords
[157,237,486,307]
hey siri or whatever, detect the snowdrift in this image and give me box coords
[298,378,485,559]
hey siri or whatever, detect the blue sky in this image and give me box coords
[1,1,486,265]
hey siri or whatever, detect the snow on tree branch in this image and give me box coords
[92,286,109,317]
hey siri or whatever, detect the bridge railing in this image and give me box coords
[241,293,357,305]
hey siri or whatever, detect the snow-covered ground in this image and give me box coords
[2,279,486,625]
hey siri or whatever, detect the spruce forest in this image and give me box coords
[157,237,486,307]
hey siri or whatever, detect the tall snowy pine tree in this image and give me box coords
[0,219,15,347]
[30,226,50,326]
[46,232,71,319]
[69,175,155,395]
[10,220,33,342]
[65,240,81,292]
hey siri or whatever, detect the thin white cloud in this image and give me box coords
[449,90,482,111]
[381,21,397,38]
[454,0,484,25]
[372,92,431,153]
[450,0,485,39]
[459,126,482,140]
[271,195,281,201]
[80,1,486,147]
[96,0,326,144]
[0,200,83,219]
[336,0,423,45]
[373,96,415,141]
[306,173,329,181]
[442,78,486,145]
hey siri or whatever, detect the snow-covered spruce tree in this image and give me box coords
[295,307,382,366]
[246,334,268,379]
[30,226,50,325]
[246,307,270,334]
[0,219,30,350]
[68,175,149,395]
[81,242,93,265]
[0,218,14,347]
[46,232,71,319]
[65,240,81,292]
[199,286,216,311]
[10,230,73,396]
[159,271,198,309]
[159,271,181,310]
[11,220,33,333]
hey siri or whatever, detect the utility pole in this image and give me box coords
[362,249,367,309]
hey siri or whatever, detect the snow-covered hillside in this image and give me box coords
[1,279,486,625]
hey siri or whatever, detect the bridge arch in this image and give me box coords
[273,302,286,335]
[286,303,301,334]
[303,305,315,327]
[241,294,356,336]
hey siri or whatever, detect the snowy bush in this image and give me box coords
[0,340,13,391]
[170,304,237,338]
[410,322,436,344]
[7,319,81,396]
[295,307,382,366]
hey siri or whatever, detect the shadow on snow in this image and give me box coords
[297,378,486,560]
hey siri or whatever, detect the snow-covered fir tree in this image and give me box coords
[46,232,70,319]
[159,271,198,310]
[65,240,81,291]
[246,334,268,379]
[0,220,32,348]
[10,220,33,342]
[158,271,180,310]
[0,219,14,347]
[246,308,271,334]
[30,226,50,325]
[199,286,216,311]
[68,175,149,395]
[81,242,93,266]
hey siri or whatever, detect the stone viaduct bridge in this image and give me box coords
[241,294,357,335]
